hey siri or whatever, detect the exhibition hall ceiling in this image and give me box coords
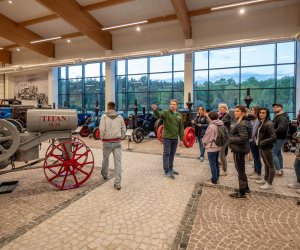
[0,0,297,63]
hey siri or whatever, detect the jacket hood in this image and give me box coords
[210,120,224,126]
[104,110,119,119]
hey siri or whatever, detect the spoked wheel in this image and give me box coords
[46,137,84,158]
[44,141,94,190]
[154,119,163,137]
[7,119,22,132]
[79,125,90,137]
[92,127,101,140]
[157,125,163,142]
[132,128,144,143]
[183,127,196,148]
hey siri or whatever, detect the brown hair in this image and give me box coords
[235,105,247,123]
[251,105,261,118]
[208,111,218,120]
[107,101,116,110]
[170,99,178,105]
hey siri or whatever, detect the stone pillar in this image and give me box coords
[105,50,116,110]
[51,68,58,108]
[184,39,193,107]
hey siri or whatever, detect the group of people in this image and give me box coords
[97,100,300,200]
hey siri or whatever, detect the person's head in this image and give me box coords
[208,111,218,121]
[234,105,247,122]
[197,106,205,115]
[272,103,283,114]
[218,103,228,113]
[170,99,178,112]
[107,101,116,111]
[259,108,270,121]
[251,106,261,118]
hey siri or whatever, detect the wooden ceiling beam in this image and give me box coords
[0,14,54,58]
[18,14,58,27]
[0,49,11,64]
[36,0,112,50]
[170,0,191,39]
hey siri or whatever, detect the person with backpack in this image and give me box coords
[272,103,289,176]
[192,106,208,162]
[202,111,224,185]
[228,105,251,198]
[255,108,277,190]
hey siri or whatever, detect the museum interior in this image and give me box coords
[0,0,300,249]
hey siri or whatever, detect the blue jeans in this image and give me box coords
[197,136,205,158]
[249,141,262,175]
[294,158,300,183]
[207,151,219,184]
[272,139,286,170]
[162,138,178,174]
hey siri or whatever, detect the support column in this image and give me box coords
[296,42,300,117]
[51,68,58,108]
[105,50,116,111]
[184,39,193,107]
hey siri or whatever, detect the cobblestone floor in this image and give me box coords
[0,139,299,250]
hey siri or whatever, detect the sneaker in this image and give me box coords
[205,181,218,186]
[219,170,228,176]
[248,171,257,177]
[114,184,121,190]
[200,157,204,162]
[229,191,247,199]
[249,173,262,180]
[165,172,175,179]
[260,182,272,190]
[101,174,108,180]
[170,169,179,175]
[234,188,251,194]
[276,170,284,177]
[256,179,266,184]
[287,182,300,189]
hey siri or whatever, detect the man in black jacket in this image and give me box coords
[272,103,289,176]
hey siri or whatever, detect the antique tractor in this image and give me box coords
[0,109,94,190]
[156,94,196,148]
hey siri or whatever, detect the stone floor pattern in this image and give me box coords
[0,139,299,250]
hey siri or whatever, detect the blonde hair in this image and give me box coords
[218,103,229,111]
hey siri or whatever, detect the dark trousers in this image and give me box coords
[259,148,275,185]
[294,158,300,183]
[207,151,220,184]
[249,141,262,175]
[233,152,249,194]
[162,138,178,174]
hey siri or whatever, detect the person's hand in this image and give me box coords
[198,124,202,127]
[191,120,195,124]
[151,104,158,110]
[179,141,184,147]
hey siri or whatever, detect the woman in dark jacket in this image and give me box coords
[255,108,277,189]
[192,106,208,161]
[228,105,251,198]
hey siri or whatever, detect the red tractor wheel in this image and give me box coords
[183,127,196,148]
[44,141,94,190]
[157,125,163,142]
[92,127,101,140]
[46,137,84,156]
[79,125,90,137]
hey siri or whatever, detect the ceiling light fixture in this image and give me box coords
[211,0,266,11]
[102,20,148,31]
[136,26,141,32]
[239,8,246,14]
[8,0,13,4]
[30,36,62,44]
[67,39,71,43]
[0,48,3,50]
[16,48,20,52]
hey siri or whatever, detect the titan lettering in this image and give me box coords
[42,116,67,122]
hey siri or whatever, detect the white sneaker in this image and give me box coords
[287,182,300,189]
[200,157,204,162]
[249,173,262,180]
[256,179,266,184]
[260,182,272,190]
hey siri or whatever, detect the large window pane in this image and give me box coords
[58,80,67,95]
[149,92,173,110]
[194,51,208,70]
[209,90,240,110]
[174,54,184,71]
[116,76,126,92]
[209,48,239,68]
[149,73,172,91]
[116,93,126,111]
[277,42,295,64]
[70,95,82,110]
[85,63,100,77]
[85,93,103,112]
[85,78,100,94]
[128,93,147,110]
[117,60,126,75]
[58,95,67,108]
[277,65,295,88]
[60,67,66,79]
[241,44,275,66]
[276,89,294,112]
[194,70,208,90]
[194,91,208,109]
[69,79,82,95]
[150,55,172,73]
[102,62,105,77]
[128,58,147,74]
[241,66,275,88]
[68,65,82,78]
[128,75,147,92]
[173,72,184,91]
[240,89,275,109]
[209,68,239,90]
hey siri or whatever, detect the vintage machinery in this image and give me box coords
[0,109,94,190]
[156,93,196,148]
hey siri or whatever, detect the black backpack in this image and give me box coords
[214,125,228,147]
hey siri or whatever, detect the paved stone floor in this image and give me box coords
[0,138,299,250]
